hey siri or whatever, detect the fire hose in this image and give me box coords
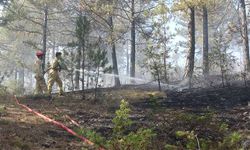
[14,96,105,150]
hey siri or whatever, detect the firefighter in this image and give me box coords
[34,50,48,95]
[47,52,67,96]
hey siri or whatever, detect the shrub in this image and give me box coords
[108,99,156,150]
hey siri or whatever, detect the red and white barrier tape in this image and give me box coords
[14,96,105,150]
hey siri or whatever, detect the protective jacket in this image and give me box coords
[47,57,67,95]
[34,58,47,94]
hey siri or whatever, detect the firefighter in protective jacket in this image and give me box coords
[47,52,67,96]
[34,50,48,95]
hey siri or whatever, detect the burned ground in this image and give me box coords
[0,85,249,149]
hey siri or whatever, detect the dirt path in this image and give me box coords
[0,97,83,150]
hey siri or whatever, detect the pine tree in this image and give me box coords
[88,38,111,100]
[239,0,250,72]
[173,0,199,88]
[75,14,90,98]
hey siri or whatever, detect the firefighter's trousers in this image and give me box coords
[47,70,63,95]
[35,76,48,95]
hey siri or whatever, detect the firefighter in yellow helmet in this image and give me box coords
[34,50,48,95]
[47,52,67,96]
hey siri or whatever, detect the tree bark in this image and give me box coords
[42,4,48,74]
[70,51,74,91]
[81,41,86,99]
[18,68,25,94]
[184,7,195,88]
[75,46,81,90]
[109,16,121,87]
[94,66,100,100]
[163,50,168,83]
[112,44,121,86]
[239,0,250,72]
[156,68,161,91]
[126,47,130,77]
[81,41,85,92]
[203,6,209,77]
[130,0,136,80]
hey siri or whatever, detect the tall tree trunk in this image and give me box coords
[15,69,17,81]
[184,7,195,88]
[70,51,74,91]
[130,0,136,80]
[203,6,209,77]
[18,68,25,94]
[86,66,90,89]
[163,50,168,83]
[94,66,100,100]
[52,40,56,59]
[112,44,121,86]
[0,72,3,85]
[239,0,250,72]
[156,68,161,91]
[109,16,121,87]
[42,4,48,74]
[163,23,168,83]
[81,42,85,93]
[126,47,130,77]
[75,46,81,90]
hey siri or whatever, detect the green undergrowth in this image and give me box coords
[164,113,244,150]
[75,100,245,149]
[9,136,31,150]
[76,99,156,150]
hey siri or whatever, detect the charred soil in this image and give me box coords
[0,85,249,149]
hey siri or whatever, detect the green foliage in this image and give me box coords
[67,41,78,47]
[76,127,106,147]
[109,128,155,150]
[112,99,132,136]
[151,0,169,15]
[88,40,109,70]
[168,113,243,150]
[4,80,24,95]
[219,123,229,132]
[219,132,242,150]
[164,144,179,150]
[175,130,197,149]
[175,130,191,138]
[172,0,199,11]
[142,5,175,85]
[76,15,90,44]
[172,0,218,11]
[148,92,158,107]
[209,30,236,86]
[74,99,156,149]
[0,104,6,114]
[177,112,214,125]
[109,100,155,150]
[87,38,111,99]
[10,137,31,150]
[0,85,8,97]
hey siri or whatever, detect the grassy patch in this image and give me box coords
[0,119,11,125]
[0,104,5,113]
[99,89,165,107]
[10,137,31,150]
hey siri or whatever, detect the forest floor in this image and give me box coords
[0,85,250,149]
